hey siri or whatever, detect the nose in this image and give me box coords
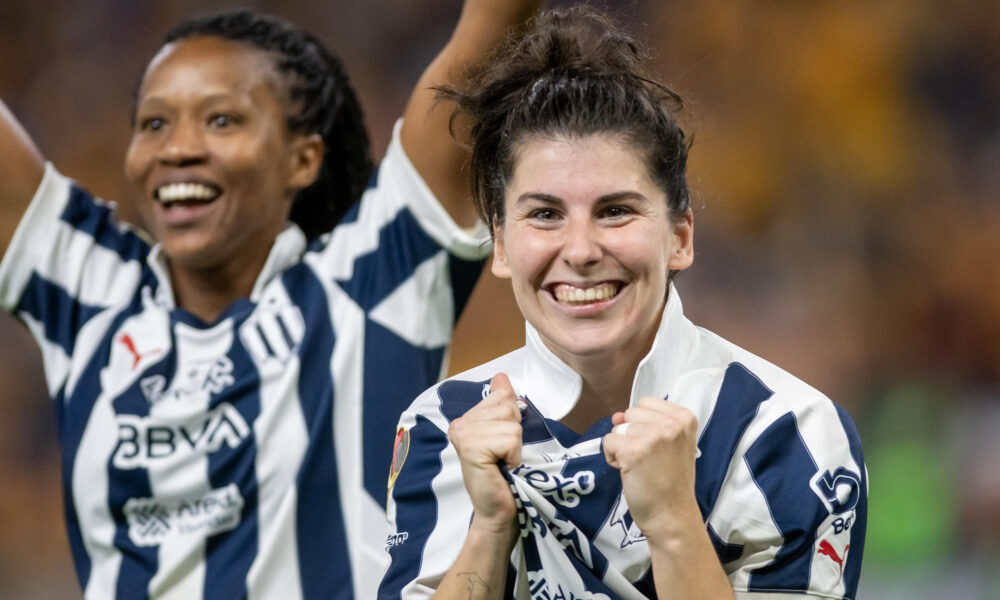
[561,218,602,270]
[158,118,207,166]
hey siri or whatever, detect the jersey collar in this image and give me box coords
[518,283,699,420]
[146,223,307,308]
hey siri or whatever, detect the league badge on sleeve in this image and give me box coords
[387,427,411,503]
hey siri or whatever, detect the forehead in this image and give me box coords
[508,134,659,197]
[138,36,286,104]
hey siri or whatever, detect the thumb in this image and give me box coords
[490,372,516,396]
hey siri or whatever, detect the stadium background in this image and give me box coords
[0,0,996,597]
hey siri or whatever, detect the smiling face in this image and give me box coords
[492,134,693,371]
[125,36,321,275]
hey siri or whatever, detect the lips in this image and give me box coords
[551,282,622,305]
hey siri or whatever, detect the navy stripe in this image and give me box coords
[363,319,447,508]
[436,379,486,423]
[54,384,92,590]
[707,523,744,564]
[52,280,153,594]
[836,405,866,598]
[335,207,442,312]
[284,265,353,600]
[17,273,105,355]
[745,412,827,592]
[203,311,262,600]
[377,415,449,599]
[60,184,150,263]
[695,363,773,519]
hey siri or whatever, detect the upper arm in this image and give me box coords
[713,402,866,600]
[400,0,543,229]
[0,99,46,258]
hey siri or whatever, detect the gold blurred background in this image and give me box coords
[0,0,997,597]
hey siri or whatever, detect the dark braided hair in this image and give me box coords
[438,6,690,236]
[161,9,373,240]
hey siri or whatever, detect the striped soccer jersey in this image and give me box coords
[0,122,488,600]
[381,286,867,599]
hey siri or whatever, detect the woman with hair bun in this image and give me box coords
[380,7,866,599]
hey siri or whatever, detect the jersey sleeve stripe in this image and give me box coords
[59,185,149,264]
[379,415,449,599]
[695,362,773,519]
[17,272,105,355]
[744,411,828,593]
[335,207,441,312]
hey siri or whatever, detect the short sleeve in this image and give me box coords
[0,163,151,393]
[712,400,867,600]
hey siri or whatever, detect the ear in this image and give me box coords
[490,218,512,280]
[287,133,324,191]
[667,209,694,271]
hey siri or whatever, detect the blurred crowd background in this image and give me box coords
[1,0,997,597]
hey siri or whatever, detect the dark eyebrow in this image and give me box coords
[515,191,647,204]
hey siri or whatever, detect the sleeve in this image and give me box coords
[710,398,867,600]
[0,163,151,394]
[377,394,475,599]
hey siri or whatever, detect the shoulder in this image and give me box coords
[402,348,526,429]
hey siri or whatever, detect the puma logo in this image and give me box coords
[120,333,162,370]
[817,539,849,577]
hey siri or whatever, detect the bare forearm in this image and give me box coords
[0,99,45,257]
[432,518,518,600]
[645,500,734,600]
[400,0,543,228]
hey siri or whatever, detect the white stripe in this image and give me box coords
[368,250,454,348]
[77,395,124,600]
[248,285,308,600]
[327,283,372,597]
[0,163,71,310]
[21,314,71,396]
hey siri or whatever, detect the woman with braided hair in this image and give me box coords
[0,1,540,598]
[381,7,866,599]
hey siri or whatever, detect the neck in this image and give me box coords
[559,348,646,434]
[168,243,273,324]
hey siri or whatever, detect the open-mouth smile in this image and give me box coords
[551,282,623,305]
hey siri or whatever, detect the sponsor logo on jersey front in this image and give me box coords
[817,539,850,579]
[139,356,235,406]
[112,402,251,469]
[124,483,244,546]
[514,466,596,508]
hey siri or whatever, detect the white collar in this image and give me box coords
[146,223,307,308]
[518,283,699,420]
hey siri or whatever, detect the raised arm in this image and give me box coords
[0,99,45,258]
[401,0,543,229]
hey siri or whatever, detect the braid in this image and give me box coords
[163,10,373,240]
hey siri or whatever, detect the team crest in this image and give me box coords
[387,427,411,502]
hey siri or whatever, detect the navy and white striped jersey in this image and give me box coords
[0,122,488,600]
[380,286,867,599]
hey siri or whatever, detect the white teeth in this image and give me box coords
[554,283,620,305]
[157,182,219,203]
